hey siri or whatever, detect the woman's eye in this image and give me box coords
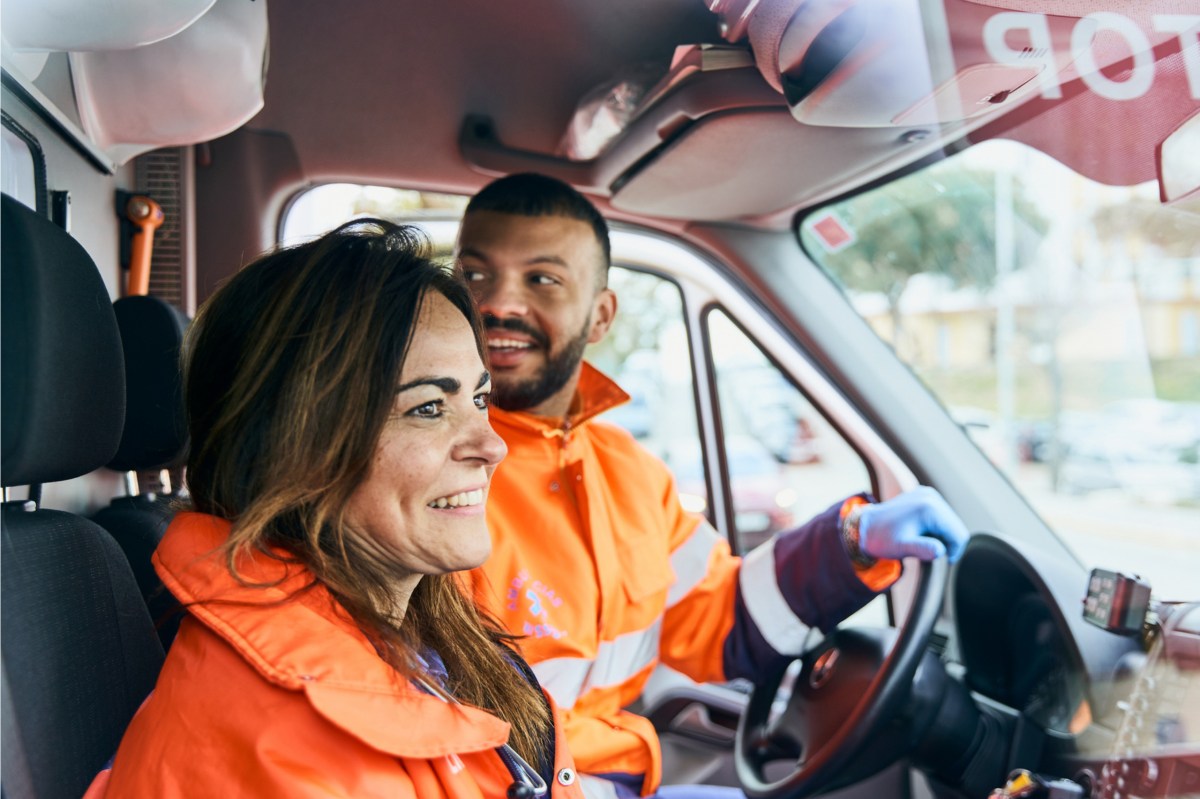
[474,392,491,410]
[408,401,442,418]
[461,268,486,282]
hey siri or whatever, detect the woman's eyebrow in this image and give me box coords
[396,371,489,394]
[396,376,460,394]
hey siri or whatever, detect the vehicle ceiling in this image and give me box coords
[251,0,718,219]
[248,0,1198,231]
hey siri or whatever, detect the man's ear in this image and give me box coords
[587,288,617,344]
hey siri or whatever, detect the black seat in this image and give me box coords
[1,194,164,799]
[92,294,190,649]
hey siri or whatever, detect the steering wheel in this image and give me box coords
[735,557,947,798]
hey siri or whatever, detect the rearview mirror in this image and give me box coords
[1157,109,1200,212]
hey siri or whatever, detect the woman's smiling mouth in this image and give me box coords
[427,488,485,509]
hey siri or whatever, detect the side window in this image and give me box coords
[706,309,872,555]
[587,267,709,517]
[2,119,45,213]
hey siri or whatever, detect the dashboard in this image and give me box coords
[951,535,1199,798]
[1095,604,1200,798]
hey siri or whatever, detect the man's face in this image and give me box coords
[457,211,615,418]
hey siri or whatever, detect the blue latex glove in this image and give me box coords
[858,486,969,563]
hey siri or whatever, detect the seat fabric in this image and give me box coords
[1,193,165,799]
[1,508,164,799]
[93,293,191,650]
[92,495,183,648]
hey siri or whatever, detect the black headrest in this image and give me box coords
[1,194,126,486]
[107,296,190,472]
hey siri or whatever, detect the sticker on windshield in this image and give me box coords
[808,211,856,254]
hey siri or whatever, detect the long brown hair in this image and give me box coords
[183,219,550,761]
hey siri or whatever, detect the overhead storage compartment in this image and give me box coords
[0,0,215,53]
[460,60,784,196]
[69,0,268,165]
[0,0,267,167]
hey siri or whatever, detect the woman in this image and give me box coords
[88,221,583,798]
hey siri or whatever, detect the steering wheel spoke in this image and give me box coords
[735,558,947,798]
[745,718,804,766]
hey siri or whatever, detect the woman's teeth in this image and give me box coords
[428,489,485,509]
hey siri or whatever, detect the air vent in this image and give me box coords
[134,147,192,313]
[928,630,950,657]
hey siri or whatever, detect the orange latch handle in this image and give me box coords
[125,195,164,297]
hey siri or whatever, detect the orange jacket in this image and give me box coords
[471,364,897,794]
[88,512,585,799]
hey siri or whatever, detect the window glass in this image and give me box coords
[280,183,467,253]
[800,139,1200,599]
[707,309,872,554]
[1,126,39,211]
[282,189,713,523]
[588,267,707,516]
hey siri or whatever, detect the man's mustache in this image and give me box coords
[483,315,549,349]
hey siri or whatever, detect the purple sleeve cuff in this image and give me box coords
[723,495,882,680]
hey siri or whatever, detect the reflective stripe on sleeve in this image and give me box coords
[738,536,810,655]
[666,520,723,608]
[530,657,592,710]
[532,620,663,709]
[578,775,621,799]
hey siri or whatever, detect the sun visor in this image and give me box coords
[745,0,1194,130]
[69,0,268,165]
[609,109,929,221]
[763,0,1052,127]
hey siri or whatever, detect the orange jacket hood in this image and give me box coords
[153,512,514,759]
[90,512,586,799]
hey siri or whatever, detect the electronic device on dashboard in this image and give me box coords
[1082,569,1151,636]
[995,591,1199,799]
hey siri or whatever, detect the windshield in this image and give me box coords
[800,139,1199,599]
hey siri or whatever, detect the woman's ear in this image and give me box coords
[587,288,617,344]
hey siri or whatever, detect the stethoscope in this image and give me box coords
[413,673,549,798]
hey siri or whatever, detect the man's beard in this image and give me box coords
[485,315,591,412]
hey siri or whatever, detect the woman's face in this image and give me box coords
[344,291,506,582]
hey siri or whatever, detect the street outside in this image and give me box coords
[770,453,1199,602]
[1013,462,1199,602]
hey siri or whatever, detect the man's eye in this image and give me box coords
[408,401,442,418]
[530,274,559,286]
[474,392,491,410]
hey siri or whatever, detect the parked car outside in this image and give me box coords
[664,436,797,553]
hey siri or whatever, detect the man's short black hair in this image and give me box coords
[465,173,611,287]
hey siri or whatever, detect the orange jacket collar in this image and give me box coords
[489,361,629,435]
[154,512,512,759]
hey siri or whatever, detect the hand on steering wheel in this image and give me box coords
[859,487,969,564]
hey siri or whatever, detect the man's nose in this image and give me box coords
[474,273,528,319]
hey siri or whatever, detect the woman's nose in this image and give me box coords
[462,415,507,466]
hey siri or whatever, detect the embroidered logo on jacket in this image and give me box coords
[506,570,567,639]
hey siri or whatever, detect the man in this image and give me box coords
[458,173,968,799]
